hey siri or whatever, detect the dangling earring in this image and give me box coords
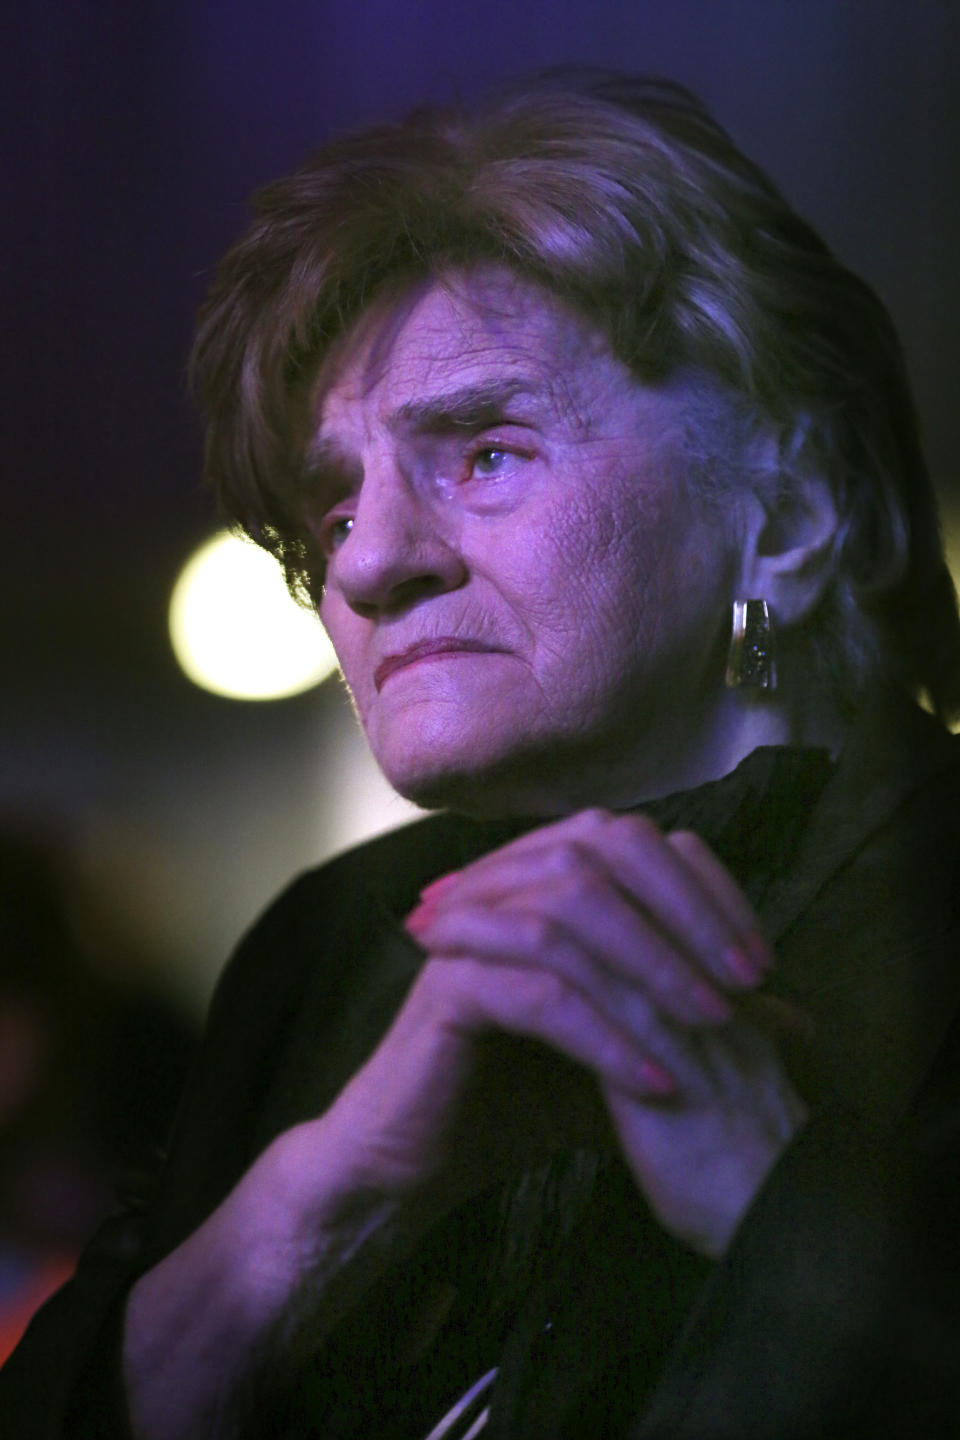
[725,599,777,690]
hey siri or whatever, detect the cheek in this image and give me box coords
[532,485,728,682]
[530,493,659,631]
[319,602,368,698]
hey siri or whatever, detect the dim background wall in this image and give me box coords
[3,0,958,1013]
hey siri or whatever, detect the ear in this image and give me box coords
[737,473,841,626]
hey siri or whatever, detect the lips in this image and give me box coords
[374,638,502,691]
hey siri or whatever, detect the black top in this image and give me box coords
[3,699,960,1438]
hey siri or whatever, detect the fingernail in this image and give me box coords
[721,944,765,987]
[419,871,460,902]
[639,1058,677,1095]
[404,901,435,935]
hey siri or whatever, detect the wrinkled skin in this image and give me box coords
[312,267,793,815]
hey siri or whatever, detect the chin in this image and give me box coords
[382,760,508,817]
[379,742,584,820]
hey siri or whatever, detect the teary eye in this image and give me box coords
[322,515,354,555]
[470,447,511,478]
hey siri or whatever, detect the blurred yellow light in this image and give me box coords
[169,531,338,700]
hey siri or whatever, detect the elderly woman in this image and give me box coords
[4,73,960,1439]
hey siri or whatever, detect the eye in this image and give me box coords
[320,515,354,556]
[469,447,514,479]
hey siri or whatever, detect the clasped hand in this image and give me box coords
[408,812,811,1261]
[313,810,807,1262]
[121,810,811,1440]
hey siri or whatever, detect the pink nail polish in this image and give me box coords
[721,944,764,987]
[419,871,460,903]
[405,901,434,934]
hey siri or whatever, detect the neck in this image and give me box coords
[432,683,846,821]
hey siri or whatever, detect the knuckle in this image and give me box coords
[546,838,611,896]
[667,828,707,858]
[549,838,592,879]
[576,806,618,833]
[565,867,609,912]
[521,909,564,953]
[623,812,662,844]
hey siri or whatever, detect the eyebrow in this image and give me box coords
[391,377,547,433]
[303,375,549,484]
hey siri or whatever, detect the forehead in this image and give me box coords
[312,266,621,436]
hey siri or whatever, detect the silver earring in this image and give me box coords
[725,599,777,690]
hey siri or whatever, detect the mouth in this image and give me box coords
[374,638,503,691]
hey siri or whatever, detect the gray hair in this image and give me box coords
[191,70,960,720]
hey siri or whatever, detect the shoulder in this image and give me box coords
[767,699,960,936]
[774,701,960,1127]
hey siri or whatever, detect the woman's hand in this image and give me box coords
[401,809,808,1257]
[123,811,807,1438]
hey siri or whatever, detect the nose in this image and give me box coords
[328,471,467,615]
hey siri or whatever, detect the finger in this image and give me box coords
[666,830,771,970]
[578,814,771,988]
[417,810,769,991]
[596,981,715,1093]
[406,896,733,1027]
[417,954,679,1099]
[422,889,729,1087]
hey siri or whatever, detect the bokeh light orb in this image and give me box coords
[169,531,338,700]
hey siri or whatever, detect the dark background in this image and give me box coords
[3,0,958,1011]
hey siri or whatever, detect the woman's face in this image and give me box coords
[312,266,744,815]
